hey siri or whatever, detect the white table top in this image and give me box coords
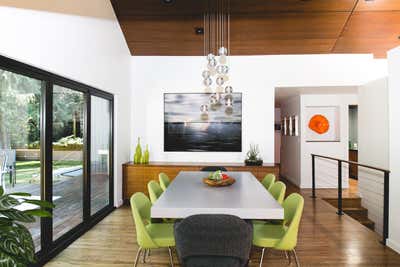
[151,171,284,220]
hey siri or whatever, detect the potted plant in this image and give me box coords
[0,186,54,266]
[245,144,263,166]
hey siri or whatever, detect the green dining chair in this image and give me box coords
[268,181,286,205]
[148,180,163,204]
[130,192,175,267]
[252,193,304,267]
[159,173,170,191]
[261,174,276,190]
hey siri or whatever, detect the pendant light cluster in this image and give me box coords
[200,0,233,120]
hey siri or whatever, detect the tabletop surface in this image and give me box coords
[151,171,284,220]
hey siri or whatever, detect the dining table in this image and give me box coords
[151,171,284,220]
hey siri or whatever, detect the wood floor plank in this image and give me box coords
[46,181,400,267]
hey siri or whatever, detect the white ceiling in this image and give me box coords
[275,86,359,107]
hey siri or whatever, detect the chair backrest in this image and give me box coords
[147,180,163,204]
[275,193,304,250]
[130,193,157,248]
[174,214,253,267]
[261,173,276,190]
[268,181,286,204]
[200,166,227,172]
[158,172,170,191]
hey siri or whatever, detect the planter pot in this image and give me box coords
[244,159,263,166]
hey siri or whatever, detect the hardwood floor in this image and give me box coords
[46,181,400,267]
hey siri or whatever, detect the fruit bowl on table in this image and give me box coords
[203,171,236,187]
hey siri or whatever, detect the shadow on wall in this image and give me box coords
[0,0,116,19]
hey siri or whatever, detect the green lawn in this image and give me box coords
[14,160,82,183]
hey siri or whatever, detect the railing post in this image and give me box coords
[337,160,343,215]
[382,171,390,245]
[311,154,316,198]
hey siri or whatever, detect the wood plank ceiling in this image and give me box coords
[111,0,400,58]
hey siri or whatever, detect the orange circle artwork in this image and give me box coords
[308,114,330,134]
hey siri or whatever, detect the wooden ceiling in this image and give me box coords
[111,0,400,58]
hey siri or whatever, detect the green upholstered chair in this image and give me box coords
[130,192,175,267]
[268,181,286,205]
[148,181,163,204]
[261,174,276,190]
[159,173,171,191]
[252,193,304,267]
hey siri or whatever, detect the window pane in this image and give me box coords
[52,85,84,240]
[90,96,111,215]
[0,69,42,251]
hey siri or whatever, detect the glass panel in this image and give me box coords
[52,85,84,240]
[0,69,43,251]
[90,96,111,215]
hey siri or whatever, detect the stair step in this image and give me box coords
[360,219,375,231]
[343,207,368,220]
[323,197,362,208]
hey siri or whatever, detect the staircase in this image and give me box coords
[323,197,375,230]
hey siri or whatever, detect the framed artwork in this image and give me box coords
[164,93,242,152]
[305,106,340,142]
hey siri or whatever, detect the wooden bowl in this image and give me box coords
[203,177,236,187]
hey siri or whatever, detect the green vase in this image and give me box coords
[133,137,142,164]
[143,145,150,164]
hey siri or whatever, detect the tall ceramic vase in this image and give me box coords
[141,145,150,164]
[133,137,142,164]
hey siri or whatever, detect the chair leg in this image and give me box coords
[285,251,291,264]
[293,249,300,267]
[142,249,149,263]
[259,248,267,267]
[133,247,142,267]
[168,247,174,267]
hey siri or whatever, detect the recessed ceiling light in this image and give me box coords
[195,27,204,35]
[161,0,175,5]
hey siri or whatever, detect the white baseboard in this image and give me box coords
[387,239,400,254]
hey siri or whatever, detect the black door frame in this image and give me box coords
[0,55,115,265]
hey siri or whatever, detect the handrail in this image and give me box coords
[311,153,390,246]
[311,153,390,173]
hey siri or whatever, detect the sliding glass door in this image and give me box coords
[52,85,85,240]
[0,55,114,264]
[90,96,112,215]
[0,68,43,251]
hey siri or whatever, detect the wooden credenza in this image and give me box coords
[122,162,279,202]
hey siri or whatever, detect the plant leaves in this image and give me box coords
[0,224,35,265]
[0,186,4,197]
[0,209,35,223]
[0,218,12,227]
[23,209,52,218]
[0,250,24,267]
[0,196,20,211]
[21,199,55,209]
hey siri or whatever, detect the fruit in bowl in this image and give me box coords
[204,171,235,187]
[208,170,229,181]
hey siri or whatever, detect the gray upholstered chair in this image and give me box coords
[174,214,253,267]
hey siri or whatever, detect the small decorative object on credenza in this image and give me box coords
[133,137,142,164]
[203,170,236,187]
[244,144,263,166]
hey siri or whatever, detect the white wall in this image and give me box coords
[0,2,132,206]
[280,96,301,186]
[300,94,358,188]
[358,78,389,236]
[388,46,400,252]
[131,55,387,164]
